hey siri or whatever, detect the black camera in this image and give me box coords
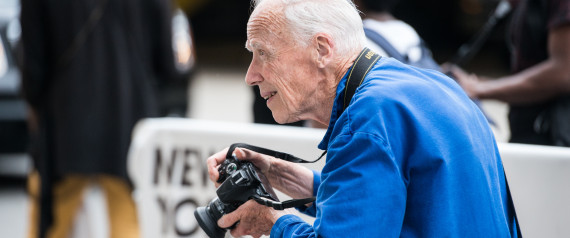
[194,154,278,238]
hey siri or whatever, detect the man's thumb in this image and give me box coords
[217,213,238,229]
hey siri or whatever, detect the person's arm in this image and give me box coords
[273,132,407,237]
[242,148,315,199]
[448,25,570,104]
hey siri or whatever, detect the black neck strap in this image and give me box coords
[252,195,316,211]
[343,47,381,112]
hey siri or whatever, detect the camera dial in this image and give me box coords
[226,163,237,174]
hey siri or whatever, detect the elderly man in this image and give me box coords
[206,0,519,237]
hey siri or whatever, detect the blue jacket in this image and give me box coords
[271,58,518,237]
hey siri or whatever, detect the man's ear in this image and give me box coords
[314,33,334,68]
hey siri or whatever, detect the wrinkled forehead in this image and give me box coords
[246,2,289,48]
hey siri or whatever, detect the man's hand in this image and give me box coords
[218,200,295,238]
[206,146,315,200]
[206,147,276,186]
[206,148,230,187]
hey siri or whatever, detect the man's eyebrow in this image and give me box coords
[245,40,252,52]
[246,40,262,52]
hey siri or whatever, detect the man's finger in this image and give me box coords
[236,147,270,163]
[207,148,229,182]
[217,211,240,229]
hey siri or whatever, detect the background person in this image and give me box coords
[444,0,570,146]
[355,0,440,70]
[206,0,519,237]
[355,0,499,127]
[20,0,185,237]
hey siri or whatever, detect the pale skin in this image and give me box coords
[206,1,359,237]
[442,24,570,105]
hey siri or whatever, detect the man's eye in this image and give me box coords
[258,50,265,56]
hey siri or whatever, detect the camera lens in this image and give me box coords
[194,198,227,238]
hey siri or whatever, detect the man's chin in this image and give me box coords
[273,117,289,125]
[271,112,291,125]
[274,116,302,125]
[269,107,303,124]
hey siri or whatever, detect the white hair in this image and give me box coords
[251,0,366,56]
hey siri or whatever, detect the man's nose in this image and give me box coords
[245,62,263,86]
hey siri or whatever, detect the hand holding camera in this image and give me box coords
[196,143,318,237]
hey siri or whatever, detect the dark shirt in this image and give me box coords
[20,0,181,179]
[507,0,570,145]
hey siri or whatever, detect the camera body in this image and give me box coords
[194,155,278,238]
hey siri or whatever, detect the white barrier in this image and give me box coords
[500,143,570,238]
[127,118,570,238]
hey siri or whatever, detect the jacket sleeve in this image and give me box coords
[295,170,321,217]
[272,132,407,237]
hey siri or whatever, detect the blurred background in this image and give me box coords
[186,0,511,72]
[0,0,512,236]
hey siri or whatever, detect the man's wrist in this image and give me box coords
[269,208,295,224]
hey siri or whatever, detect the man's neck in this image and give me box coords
[334,49,362,84]
[312,49,361,126]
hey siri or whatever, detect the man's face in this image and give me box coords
[245,8,320,124]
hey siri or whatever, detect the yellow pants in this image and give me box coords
[27,172,140,238]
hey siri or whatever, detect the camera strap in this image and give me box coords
[226,143,326,164]
[252,195,317,211]
[343,47,382,111]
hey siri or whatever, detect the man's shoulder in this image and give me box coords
[355,59,445,103]
[346,59,479,130]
